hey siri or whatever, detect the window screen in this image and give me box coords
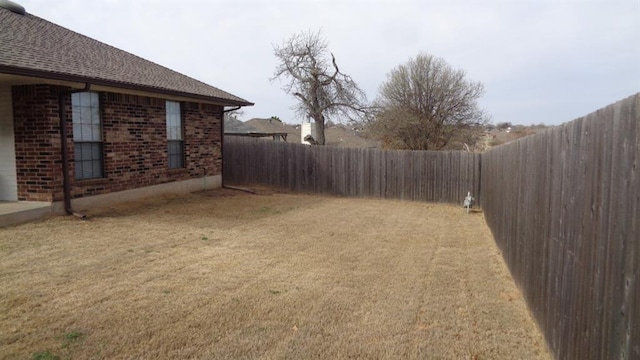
[72,92,103,179]
[166,101,184,169]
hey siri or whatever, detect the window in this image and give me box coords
[72,92,103,180]
[166,101,184,169]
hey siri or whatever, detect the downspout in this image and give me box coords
[477,152,482,207]
[221,106,242,188]
[58,83,91,218]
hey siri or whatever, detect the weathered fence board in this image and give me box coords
[223,139,480,205]
[481,93,639,360]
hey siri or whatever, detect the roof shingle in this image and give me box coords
[0,7,252,106]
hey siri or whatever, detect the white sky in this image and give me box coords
[18,0,640,125]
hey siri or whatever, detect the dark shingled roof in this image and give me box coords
[0,7,253,106]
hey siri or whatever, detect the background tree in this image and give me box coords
[272,30,368,145]
[223,108,244,121]
[496,121,513,130]
[369,53,488,150]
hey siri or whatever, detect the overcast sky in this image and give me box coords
[18,0,640,125]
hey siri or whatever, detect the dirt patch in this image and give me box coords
[0,188,550,359]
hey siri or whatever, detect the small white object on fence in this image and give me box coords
[463,191,474,214]
[301,122,317,145]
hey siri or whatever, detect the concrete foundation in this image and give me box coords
[0,175,221,227]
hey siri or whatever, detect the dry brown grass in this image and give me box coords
[0,189,550,359]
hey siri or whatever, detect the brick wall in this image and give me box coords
[183,101,223,176]
[12,84,64,201]
[12,84,224,202]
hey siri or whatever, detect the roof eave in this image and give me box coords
[0,65,254,107]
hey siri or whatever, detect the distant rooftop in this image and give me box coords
[224,117,258,133]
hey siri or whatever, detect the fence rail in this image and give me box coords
[223,138,480,204]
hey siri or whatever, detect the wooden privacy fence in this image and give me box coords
[481,94,639,360]
[223,138,480,204]
[222,93,638,360]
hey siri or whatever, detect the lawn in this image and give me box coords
[0,188,549,359]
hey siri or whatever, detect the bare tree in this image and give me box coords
[272,30,368,145]
[223,108,245,121]
[369,53,488,150]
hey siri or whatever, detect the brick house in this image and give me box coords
[0,2,252,217]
